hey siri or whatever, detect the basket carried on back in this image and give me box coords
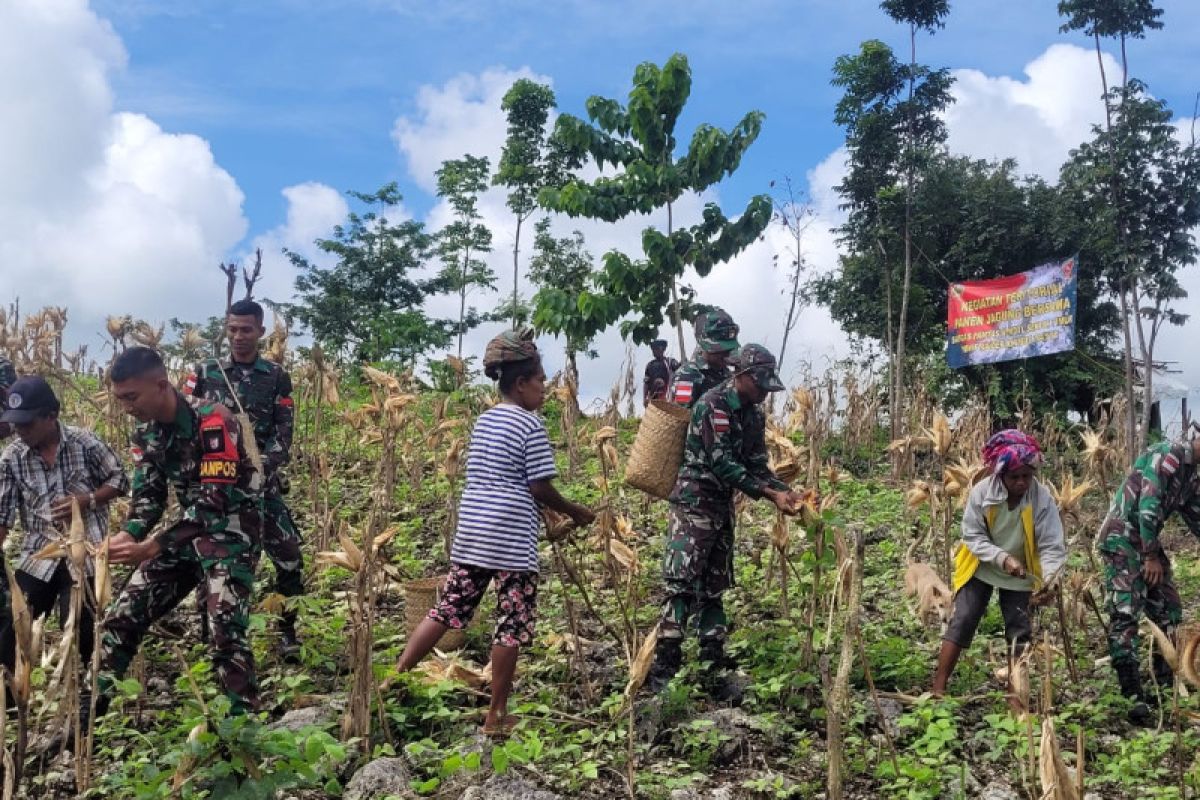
[625,400,692,499]
[404,576,466,651]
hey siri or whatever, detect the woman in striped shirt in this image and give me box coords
[394,331,594,736]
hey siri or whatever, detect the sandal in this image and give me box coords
[480,713,520,738]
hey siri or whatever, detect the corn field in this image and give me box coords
[0,304,1199,799]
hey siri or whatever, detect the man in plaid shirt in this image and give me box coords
[0,376,129,675]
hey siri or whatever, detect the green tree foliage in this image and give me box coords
[880,0,950,31]
[537,53,771,352]
[495,79,558,326]
[285,183,451,364]
[828,37,953,432]
[816,156,1122,417]
[1061,82,1200,437]
[436,156,496,357]
[527,218,597,377]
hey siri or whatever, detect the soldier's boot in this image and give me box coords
[278,610,302,665]
[1115,661,1152,726]
[644,638,683,695]
[699,637,744,704]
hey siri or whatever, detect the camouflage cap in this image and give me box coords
[696,308,740,354]
[732,343,785,392]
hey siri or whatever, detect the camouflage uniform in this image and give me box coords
[100,391,264,714]
[185,357,304,599]
[659,380,789,642]
[1098,441,1199,668]
[666,308,740,409]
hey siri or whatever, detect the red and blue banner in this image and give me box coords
[946,255,1078,369]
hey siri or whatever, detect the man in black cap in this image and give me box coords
[0,376,129,675]
[643,339,679,407]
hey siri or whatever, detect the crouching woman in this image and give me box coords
[931,430,1067,696]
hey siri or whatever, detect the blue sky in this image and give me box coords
[93,0,1200,245]
[4,0,1199,397]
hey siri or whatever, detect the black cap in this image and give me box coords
[651,339,668,349]
[1,376,60,424]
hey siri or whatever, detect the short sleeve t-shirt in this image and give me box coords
[450,403,558,572]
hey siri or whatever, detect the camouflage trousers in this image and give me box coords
[260,488,305,598]
[101,521,262,714]
[658,503,735,642]
[1100,528,1182,667]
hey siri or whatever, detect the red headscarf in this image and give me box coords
[982,429,1043,475]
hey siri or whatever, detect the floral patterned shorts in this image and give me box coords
[427,563,538,648]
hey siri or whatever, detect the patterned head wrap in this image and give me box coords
[483,329,539,380]
[982,429,1043,475]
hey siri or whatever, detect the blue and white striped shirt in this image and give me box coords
[450,404,558,572]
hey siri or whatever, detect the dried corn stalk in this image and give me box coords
[1038,716,1080,800]
[623,627,658,700]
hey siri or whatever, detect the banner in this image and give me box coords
[946,255,1078,369]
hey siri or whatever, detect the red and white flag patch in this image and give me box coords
[183,374,197,395]
[673,381,693,404]
[130,446,144,464]
[712,409,730,433]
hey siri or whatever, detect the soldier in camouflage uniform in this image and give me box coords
[185,299,304,657]
[1098,438,1200,724]
[646,344,810,696]
[100,346,264,715]
[666,308,740,408]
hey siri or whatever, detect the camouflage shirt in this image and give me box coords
[185,356,294,480]
[1101,441,1200,554]
[667,355,731,409]
[125,391,262,551]
[669,381,788,510]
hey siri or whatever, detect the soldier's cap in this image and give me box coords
[696,308,740,354]
[732,344,785,392]
[651,339,668,349]
[1,376,60,424]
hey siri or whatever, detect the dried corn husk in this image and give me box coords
[1144,619,1179,672]
[624,627,658,699]
[1038,716,1080,800]
[1180,629,1200,689]
[608,539,639,574]
[905,480,932,509]
[172,721,209,791]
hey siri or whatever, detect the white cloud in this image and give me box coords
[242,182,350,309]
[945,43,1113,179]
[0,0,247,346]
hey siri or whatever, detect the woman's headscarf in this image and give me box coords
[483,329,539,380]
[982,429,1043,475]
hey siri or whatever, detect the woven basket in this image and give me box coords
[404,576,467,651]
[625,399,691,499]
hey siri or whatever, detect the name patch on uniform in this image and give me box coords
[673,382,693,404]
[712,409,730,433]
[199,459,238,482]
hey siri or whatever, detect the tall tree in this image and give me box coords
[436,155,496,358]
[880,0,950,441]
[537,53,771,354]
[527,218,598,381]
[769,176,815,372]
[816,155,1122,419]
[285,183,451,364]
[830,38,954,437]
[1061,83,1200,445]
[1057,0,1168,452]
[495,79,557,328]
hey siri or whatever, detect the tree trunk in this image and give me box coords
[512,215,523,328]
[894,23,917,449]
[667,202,688,358]
[777,224,803,372]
